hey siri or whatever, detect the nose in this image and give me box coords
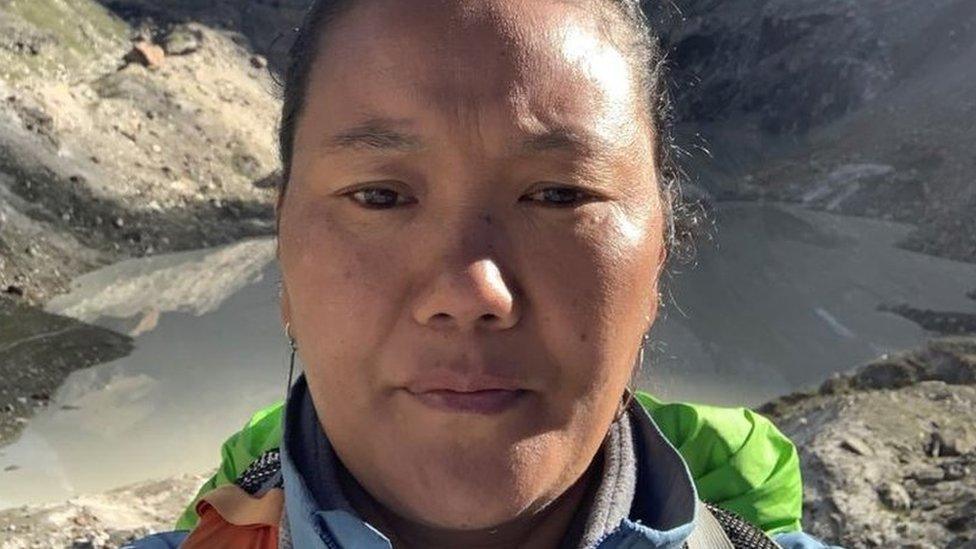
[412,257,521,332]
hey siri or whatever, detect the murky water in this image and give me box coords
[1,203,974,508]
[644,203,976,404]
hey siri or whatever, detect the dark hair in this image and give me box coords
[276,0,688,258]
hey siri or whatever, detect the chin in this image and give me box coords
[384,440,549,530]
[404,480,533,530]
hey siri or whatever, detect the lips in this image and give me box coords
[402,370,528,415]
[409,388,527,414]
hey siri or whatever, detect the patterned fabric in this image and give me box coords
[704,503,781,548]
[237,448,283,496]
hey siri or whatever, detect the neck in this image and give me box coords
[339,457,601,549]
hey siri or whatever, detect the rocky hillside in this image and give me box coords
[761,337,976,548]
[0,0,283,306]
[0,473,207,548]
[649,0,976,263]
[0,0,289,443]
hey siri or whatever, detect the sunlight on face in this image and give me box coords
[560,23,635,114]
[277,0,665,531]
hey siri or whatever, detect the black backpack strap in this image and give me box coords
[235,447,283,496]
[687,502,781,549]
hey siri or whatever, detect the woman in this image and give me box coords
[132,0,834,547]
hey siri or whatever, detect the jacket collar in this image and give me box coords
[280,375,389,548]
[280,375,698,548]
[617,397,698,548]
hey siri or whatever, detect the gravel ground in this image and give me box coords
[0,473,208,549]
[761,337,976,548]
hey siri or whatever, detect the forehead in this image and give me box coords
[298,0,647,152]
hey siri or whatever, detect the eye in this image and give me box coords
[520,185,595,207]
[345,186,415,209]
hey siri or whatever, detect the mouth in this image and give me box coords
[406,388,528,415]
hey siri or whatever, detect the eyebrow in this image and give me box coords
[518,127,607,157]
[321,117,609,158]
[323,118,425,153]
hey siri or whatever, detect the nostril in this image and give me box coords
[480,313,497,322]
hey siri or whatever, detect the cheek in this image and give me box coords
[278,202,403,389]
[533,204,662,397]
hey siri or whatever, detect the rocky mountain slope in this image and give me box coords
[0,0,286,443]
[0,473,207,548]
[762,337,976,548]
[650,0,976,263]
[0,0,281,306]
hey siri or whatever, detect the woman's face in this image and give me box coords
[278,0,665,530]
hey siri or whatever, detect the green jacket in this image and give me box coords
[175,392,803,535]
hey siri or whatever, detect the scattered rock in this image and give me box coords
[0,473,209,548]
[4,285,24,297]
[943,462,968,481]
[929,427,976,457]
[163,24,203,56]
[881,303,976,336]
[232,151,262,178]
[124,40,166,69]
[877,481,911,511]
[765,338,976,547]
[840,434,873,456]
[947,501,976,532]
[911,465,945,485]
[252,171,282,190]
[818,373,853,395]
[852,358,921,390]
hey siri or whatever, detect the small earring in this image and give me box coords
[284,322,298,399]
[615,334,648,422]
[285,322,298,350]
